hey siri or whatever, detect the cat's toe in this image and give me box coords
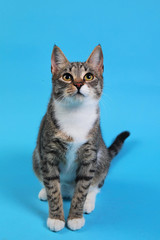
[47,218,65,232]
[84,200,95,213]
[38,188,47,201]
[67,217,85,231]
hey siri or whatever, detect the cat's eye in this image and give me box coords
[62,73,73,81]
[84,73,94,81]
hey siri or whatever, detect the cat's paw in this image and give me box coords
[84,199,95,214]
[47,218,65,232]
[38,188,47,201]
[67,217,85,231]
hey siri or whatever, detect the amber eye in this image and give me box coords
[84,73,94,81]
[62,73,73,81]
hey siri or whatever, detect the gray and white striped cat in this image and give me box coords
[33,45,130,231]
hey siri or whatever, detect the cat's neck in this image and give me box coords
[53,99,99,143]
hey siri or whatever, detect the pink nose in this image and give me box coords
[74,82,83,88]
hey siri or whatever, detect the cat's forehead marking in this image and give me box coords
[65,62,89,78]
[69,63,77,71]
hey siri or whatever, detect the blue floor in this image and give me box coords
[0,0,160,239]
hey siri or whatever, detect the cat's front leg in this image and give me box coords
[67,143,96,230]
[41,151,65,232]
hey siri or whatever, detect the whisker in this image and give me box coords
[101,92,112,103]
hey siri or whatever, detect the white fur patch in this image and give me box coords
[60,142,81,198]
[84,186,100,213]
[80,84,90,97]
[38,188,47,201]
[47,218,65,232]
[67,217,85,231]
[54,99,98,142]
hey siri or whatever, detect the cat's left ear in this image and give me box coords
[51,45,69,74]
[86,45,104,74]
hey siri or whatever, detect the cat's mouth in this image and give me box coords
[72,90,85,97]
[75,93,85,99]
[76,91,84,96]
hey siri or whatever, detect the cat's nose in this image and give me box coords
[73,82,83,90]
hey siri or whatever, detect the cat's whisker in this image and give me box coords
[100,99,110,112]
[55,92,69,103]
[101,92,112,103]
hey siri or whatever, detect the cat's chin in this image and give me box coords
[66,97,85,107]
[59,94,86,106]
[54,94,98,108]
[74,92,85,99]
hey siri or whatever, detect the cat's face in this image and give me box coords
[51,45,104,106]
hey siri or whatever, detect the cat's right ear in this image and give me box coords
[51,45,69,74]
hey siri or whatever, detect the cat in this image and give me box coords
[33,44,130,231]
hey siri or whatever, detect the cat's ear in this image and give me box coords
[51,45,69,74]
[86,45,104,74]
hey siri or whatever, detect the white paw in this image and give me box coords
[67,217,85,231]
[84,200,95,213]
[47,218,65,232]
[38,188,47,201]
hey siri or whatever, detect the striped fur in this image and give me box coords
[33,45,130,231]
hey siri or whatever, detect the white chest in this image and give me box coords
[54,100,98,142]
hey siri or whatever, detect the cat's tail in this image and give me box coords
[108,131,130,159]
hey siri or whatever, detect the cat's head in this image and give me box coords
[51,45,104,106]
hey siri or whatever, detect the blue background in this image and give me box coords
[0,0,160,239]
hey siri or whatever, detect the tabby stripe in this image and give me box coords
[85,148,97,152]
[44,149,58,155]
[47,160,58,167]
[51,206,60,212]
[91,158,97,163]
[82,158,96,164]
[98,179,105,188]
[53,214,63,219]
[44,176,59,181]
[43,180,50,186]
[40,168,49,173]
[50,196,58,202]
[84,65,87,71]
[78,189,83,193]
[52,138,67,151]
[50,198,59,205]
[82,193,87,198]
[52,189,58,194]
[74,212,83,217]
[81,162,91,166]
[46,185,54,190]
[76,176,93,182]
[47,195,51,200]
[77,197,82,202]
[81,184,90,190]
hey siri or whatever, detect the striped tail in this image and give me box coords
[108,131,130,159]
